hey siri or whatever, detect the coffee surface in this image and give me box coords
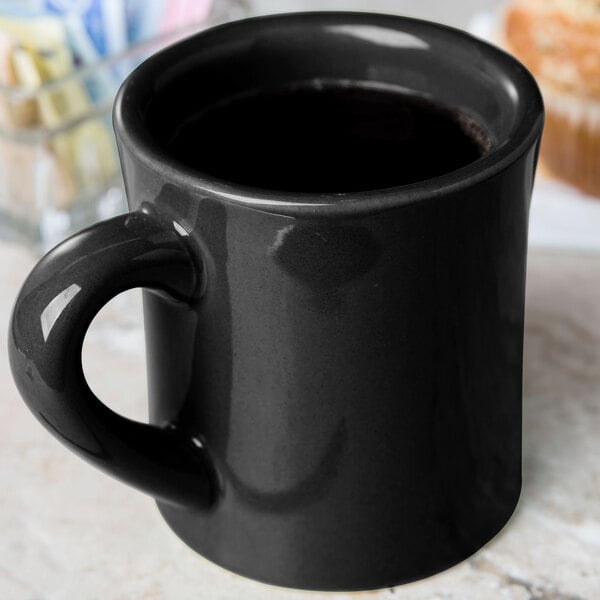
[166,83,491,193]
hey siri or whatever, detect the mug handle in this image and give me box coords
[8,208,215,509]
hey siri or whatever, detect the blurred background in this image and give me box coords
[0,0,248,249]
[0,0,598,253]
[1,2,599,599]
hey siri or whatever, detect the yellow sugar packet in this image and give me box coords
[0,30,36,127]
[0,15,117,206]
[0,16,89,124]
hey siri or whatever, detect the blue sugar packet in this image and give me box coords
[125,0,167,45]
[44,0,127,58]
[45,1,128,100]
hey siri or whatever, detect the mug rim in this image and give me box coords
[114,11,544,216]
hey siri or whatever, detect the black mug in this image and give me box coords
[9,12,544,591]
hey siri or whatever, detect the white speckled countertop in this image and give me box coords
[1,240,599,600]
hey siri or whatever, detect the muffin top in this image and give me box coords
[504,0,600,99]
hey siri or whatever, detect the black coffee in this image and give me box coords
[166,83,491,193]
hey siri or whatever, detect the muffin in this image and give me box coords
[504,0,600,197]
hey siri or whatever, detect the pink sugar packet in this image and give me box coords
[161,0,213,35]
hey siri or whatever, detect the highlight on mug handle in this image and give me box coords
[8,207,215,509]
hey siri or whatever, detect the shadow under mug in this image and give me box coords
[9,12,544,591]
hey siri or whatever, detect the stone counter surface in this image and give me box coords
[1,242,599,599]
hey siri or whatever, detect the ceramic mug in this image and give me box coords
[9,13,544,591]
